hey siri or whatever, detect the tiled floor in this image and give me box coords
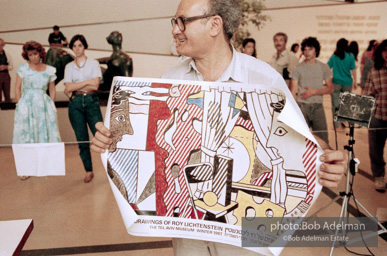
[1,93,386,256]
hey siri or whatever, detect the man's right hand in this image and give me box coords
[91,122,113,153]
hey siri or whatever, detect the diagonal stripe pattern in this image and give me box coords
[302,138,318,205]
[109,149,139,203]
[155,84,202,217]
[253,172,273,186]
[190,165,213,181]
[235,117,254,131]
[212,157,229,196]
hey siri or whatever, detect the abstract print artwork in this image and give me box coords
[102,77,323,255]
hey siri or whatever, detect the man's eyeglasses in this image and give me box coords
[171,14,216,32]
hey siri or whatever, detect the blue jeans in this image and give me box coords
[368,116,387,178]
[331,83,352,128]
[68,93,103,173]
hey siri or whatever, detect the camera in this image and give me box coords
[334,92,376,128]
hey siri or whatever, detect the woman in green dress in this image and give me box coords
[13,41,61,179]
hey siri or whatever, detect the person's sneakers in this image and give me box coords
[375,177,386,192]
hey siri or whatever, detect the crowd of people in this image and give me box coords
[0,1,383,193]
[236,30,386,194]
[1,2,383,188]
[258,32,386,193]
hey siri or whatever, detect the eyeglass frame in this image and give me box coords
[171,14,217,32]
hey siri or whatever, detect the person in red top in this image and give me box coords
[364,39,387,192]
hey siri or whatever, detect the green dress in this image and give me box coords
[13,63,61,144]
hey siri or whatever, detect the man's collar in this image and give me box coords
[185,46,244,83]
[218,46,244,83]
[277,49,287,57]
[186,57,197,74]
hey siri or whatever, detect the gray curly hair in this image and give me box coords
[206,0,242,41]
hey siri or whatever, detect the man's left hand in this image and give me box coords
[318,149,347,188]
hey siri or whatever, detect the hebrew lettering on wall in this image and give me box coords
[102,77,323,256]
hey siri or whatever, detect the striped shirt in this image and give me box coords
[364,67,387,120]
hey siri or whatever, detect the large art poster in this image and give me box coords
[101,77,323,255]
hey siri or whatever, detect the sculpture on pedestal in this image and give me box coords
[98,31,133,92]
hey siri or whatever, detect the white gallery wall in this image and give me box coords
[0,0,386,144]
[1,1,386,79]
[1,0,181,54]
[2,1,387,72]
